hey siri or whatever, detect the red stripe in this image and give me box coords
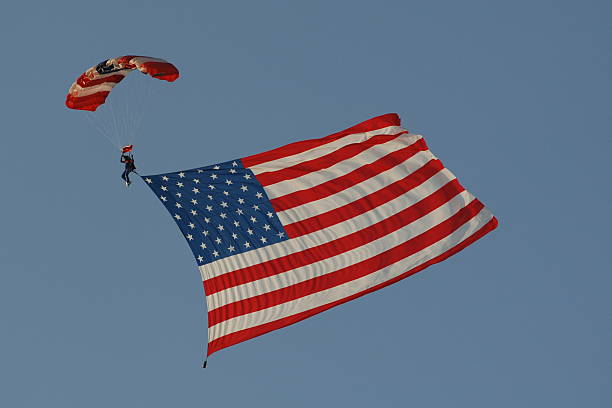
[139,62,180,82]
[270,138,429,212]
[255,131,407,186]
[76,73,126,88]
[207,199,484,327]
[65,91,110,111]
[207,215,498,355]
[284,158,446,238]
[241,113,402,168]
[204,178,464,296]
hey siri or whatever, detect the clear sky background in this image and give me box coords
[1,1,610,406]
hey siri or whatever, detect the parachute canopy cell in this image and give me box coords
[65,55,179,111]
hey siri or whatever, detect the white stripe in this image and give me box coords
[130,56,169,65]
[248,126,406,175]
[275,153,440,225]
[208,207,494,341]
[199,167,459,281]
[69,82,121,97]
[207,190,475,310]
[262,133,423,199]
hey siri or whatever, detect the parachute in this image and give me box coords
[66,55,179,112]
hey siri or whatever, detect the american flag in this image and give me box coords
[143,113,498,357]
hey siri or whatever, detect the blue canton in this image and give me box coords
[143,160,288,265]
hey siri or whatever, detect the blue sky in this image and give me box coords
[1,1,610,407]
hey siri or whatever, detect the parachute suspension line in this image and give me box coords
[117,77,142,148]
[124,82,134,146]
[127,77,143,146]
[130,79,159,147]
[129,85,143,146]
[108,102,118,147]
[108,102,124,149]
[85,113,120,150]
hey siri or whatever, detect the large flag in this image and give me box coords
[142,114,498,357]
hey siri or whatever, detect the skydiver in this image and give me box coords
[120,152,137,187]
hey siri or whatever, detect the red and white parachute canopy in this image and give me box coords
[66,55,179,111]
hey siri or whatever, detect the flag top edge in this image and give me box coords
[242,113,402,168]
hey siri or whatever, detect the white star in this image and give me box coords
[197,255,204,263]
[176,192,182,198]
[145,178,152,184]
[237,198,245,204]
[188,222,195,229]
[176,182,184,188]
[266,211,274,218]
[200,242,207,249]
[263,224,271,231]
[175,202,182,208]
[255,192,263,199]
[210,173,218,180]
[217,224,224,231]
[213,250,219,257]
[207,195,213,200]
[197,169,204,173]
[232,161,238,167]
[192,188,200,194]
[220,201,228,208]
[260,236,267,243]
[178,172,185,178]
[220,213,227,219]
[204,217,210,223]
[244,241,251,248]
[213,165,220,170]
[186,234,193,241]
[243,174,251,180]
[277,231,285,238]
[250,216,257,223]
[206,205,213,212]
[229,168,237,174]
[208,185,215,190]
[225,179,232,185]
[231,232,238,239]
[174,214,181,220]
[214,237,221,244]
[228,245,235,252]
[161,186,168,191]
[162,176,169,181]
[191,199,198,205]
[252,204,260,210]
[190,210,197,216]
[160,196,167,202]
[240,185,248,192]
[236,208,244,215]
[247,228,254,235]
[202,230,209,236]
[222,191,229,196]
[233,220,240,227]
[193,178,200,184]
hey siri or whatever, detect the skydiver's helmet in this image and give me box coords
[122,145,134,154]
